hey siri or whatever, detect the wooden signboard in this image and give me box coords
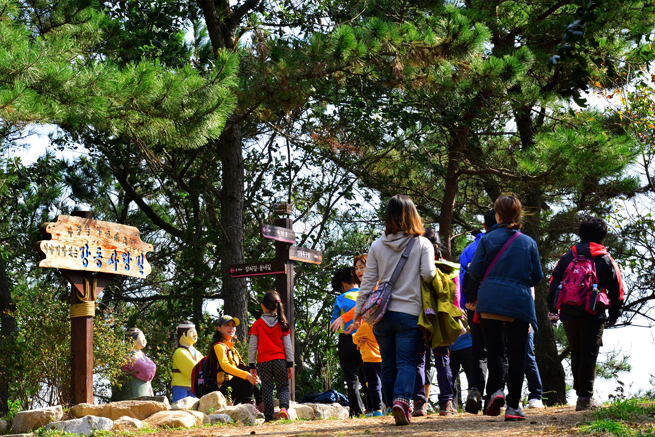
[36,215,153,278]
[260,224,296,244]
[228,261,286,278]
[273,202,293,215]
[288,246,323,265]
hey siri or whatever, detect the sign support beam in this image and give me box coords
[274,217,295,401]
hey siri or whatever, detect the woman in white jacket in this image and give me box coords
[351,194,436,425]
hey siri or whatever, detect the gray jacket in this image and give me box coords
[355,232,436,317]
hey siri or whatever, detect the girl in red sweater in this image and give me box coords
[248,290,294,422]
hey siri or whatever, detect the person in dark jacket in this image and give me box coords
[468,195,543,421]
[546,216,624,411]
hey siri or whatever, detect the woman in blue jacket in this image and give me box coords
[468,195,543,421]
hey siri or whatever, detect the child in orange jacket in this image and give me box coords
[352,321,383,416]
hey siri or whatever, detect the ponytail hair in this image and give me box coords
[494,195,522,230]
[423,227,443,260]
[262,290,289,332]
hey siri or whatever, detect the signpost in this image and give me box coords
[228,205,322,400]
[36,212,153,405]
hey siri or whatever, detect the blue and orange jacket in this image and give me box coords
[331,287,359,334]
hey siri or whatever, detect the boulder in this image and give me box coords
[113,416,144,431]
[207,413,233,425]
[289,403,314,420]
[70,400,168,420]
[46,416,113,436]
[144,410,199,429]
[171,396,200,411]
[0,418,8,433]
[134,396,171,409]
[187,410,210,425]
[302,403,349,420]
[198,391,227,414]
[11,405,63,434]
[215,404,257,426]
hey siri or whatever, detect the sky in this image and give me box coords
[10,127,655,405]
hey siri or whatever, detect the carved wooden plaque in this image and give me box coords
[36,215,153,278]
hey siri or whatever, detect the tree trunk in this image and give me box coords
[218,124,249,340]
[439,127,468,259]
[0,252,16,415]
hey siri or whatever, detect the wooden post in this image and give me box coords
[274,217,295,401]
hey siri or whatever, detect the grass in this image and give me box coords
[579,397,655,437]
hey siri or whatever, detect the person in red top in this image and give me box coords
[249,290,294,422]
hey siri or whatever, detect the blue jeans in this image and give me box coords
[525,329,543,400]
[171,386,195,402]
[373,311,422,407]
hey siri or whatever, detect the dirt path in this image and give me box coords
[141,406,590,437]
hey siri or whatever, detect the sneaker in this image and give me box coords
[366,410,384,417]
[392,401,411,425]
[576,397,598,411]
[527,398,544,409]
[411,400,427,417]
[505,406,526,421]
[485,390,505,416]
[465,388,481,415]
[439,400,457,416]
[278,408,290,420]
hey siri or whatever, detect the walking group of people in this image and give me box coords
[331,194,624,425]
[158,192,624,427]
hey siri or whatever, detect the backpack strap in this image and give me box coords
[482,231,521,284]
[388,236,418,287]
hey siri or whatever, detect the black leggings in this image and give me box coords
[338,333,365,416]
[480,318,528,409]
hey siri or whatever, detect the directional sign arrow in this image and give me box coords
[288,246,322,265]
[261,224,296,244]
[228,261,287,278]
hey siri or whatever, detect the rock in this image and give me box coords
[0,418,8,433]
[171,396,200,411]
[215,403,257,426]
[11,405,64,434]
[134,396,171,409]
[289,403,314,420]
[3,434,34,437]
[70,400,168,420]
[198,391,227,414]
[302,403,349,420]
[255,418,265,425]
[46,416,113,436]
[144,410,200,429]
[113,416,143,431]
[207,413,233,425]
[187,410,210,425]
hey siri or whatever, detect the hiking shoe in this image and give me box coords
[412,400,427,417]
[439,400,457,416]
[366,410,384,417]
[278,408,290,420]
[392,401,411,425]
[466,387,481,414]
[505,406,526,421]
[576,397,598,411]
[485,390,505,416]
[527,398,544,409]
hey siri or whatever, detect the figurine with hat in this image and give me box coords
[171,320,204,402]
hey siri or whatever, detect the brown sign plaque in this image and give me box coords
[36,215,153,278]
[288,246,323,265]
[261,224,296,244]
[228,261,287,278]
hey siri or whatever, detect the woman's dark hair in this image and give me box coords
[212,330,226,344]
[423,227,443,260]
[351,254,368,285]
[262,290,289,332]
[385,194,425,236]
[494,195,522,230]
[176,321,194,344]
[126,327,141,341]
[484,209,497,230]
[579,216,608,244]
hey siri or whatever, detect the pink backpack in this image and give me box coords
[555,254,609,314]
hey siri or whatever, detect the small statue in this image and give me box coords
[171,321,203,402]
[112,327,156,401]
